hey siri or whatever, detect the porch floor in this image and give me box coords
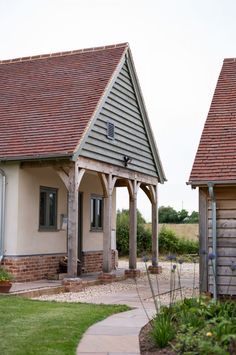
[8,262,143,296]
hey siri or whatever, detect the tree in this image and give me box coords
[158,206,179,223]
[187,211,199,223]
[177,209,189,223]
[158,206,199,224]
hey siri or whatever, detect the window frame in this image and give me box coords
[39,186,58,231]
[90,195,103,231]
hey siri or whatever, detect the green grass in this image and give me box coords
[0,295,129,355]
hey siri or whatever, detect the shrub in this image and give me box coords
[116,212,199,256]
[159,226,199,255]
[116,209,151,256]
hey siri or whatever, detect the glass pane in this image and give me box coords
[40,192,46,226]
[97,199,102,228]
[49,192,56,226]
[90,198,96,228]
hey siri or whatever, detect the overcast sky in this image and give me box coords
[1,0,236,221]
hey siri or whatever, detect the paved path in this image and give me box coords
[77,262,198,355]
[77,289,155,355]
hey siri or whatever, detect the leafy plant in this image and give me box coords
[0,267,13,282]
[151,312,175,348]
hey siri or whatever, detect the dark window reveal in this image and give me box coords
[39,187,58,230]
[107,122,115,139]
[90,196,103,230]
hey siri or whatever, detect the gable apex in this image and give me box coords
[76,49,166,183]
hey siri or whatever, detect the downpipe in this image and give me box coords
[208,183,217,300]
[0,168,6,262]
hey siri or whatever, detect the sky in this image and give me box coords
[1,0,236,221]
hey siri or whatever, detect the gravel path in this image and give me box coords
[34,261,199,304]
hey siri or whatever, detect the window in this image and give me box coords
[107,122,115,140]
[90,196,103,230]
[39,187,58,230]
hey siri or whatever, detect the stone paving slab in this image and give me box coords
[78,334,140,353]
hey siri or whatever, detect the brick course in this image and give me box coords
[1,250,118,281]
[1,254,65,282]
[82,250,117,273]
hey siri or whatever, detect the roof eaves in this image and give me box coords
[187,179,236,187]
[0,153,72,163]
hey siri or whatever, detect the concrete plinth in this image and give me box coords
[62,277,83,292]
[124,269,141,278]
[148,265,162,274]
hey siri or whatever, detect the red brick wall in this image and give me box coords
[82,250,117,273]
[1,254,65,282]
[1,250,118,281]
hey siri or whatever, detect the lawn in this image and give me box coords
[0,295,129,355]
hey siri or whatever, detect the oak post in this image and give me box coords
[103,174,113,272]
[151,185,158,266]
[67,163,84,277]
[129,180,137,269]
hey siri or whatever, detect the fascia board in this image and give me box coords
[125,49,167,184]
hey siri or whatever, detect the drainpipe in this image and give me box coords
[0,168,6,262]
[208,183,217,300]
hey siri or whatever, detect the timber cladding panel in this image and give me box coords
[80,61,158,177]
[207,186,236,295]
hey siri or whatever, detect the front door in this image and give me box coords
[77,192,83,275]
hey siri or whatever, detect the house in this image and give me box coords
[0,43,166,282]
[188,58,236,297]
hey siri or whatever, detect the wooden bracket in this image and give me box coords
[54,167,70,190]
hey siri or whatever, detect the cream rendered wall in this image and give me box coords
[0,164,20,255]
[17,167,67,255]
[80,172,116,252]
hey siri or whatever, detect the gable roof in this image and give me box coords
[0,43,166,182]
[189,58,236,186]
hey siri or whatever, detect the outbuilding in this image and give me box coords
[188,58,236,297]
[0,43,166,281]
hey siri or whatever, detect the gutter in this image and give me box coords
[208,183,217,300]
[0,168,6,262]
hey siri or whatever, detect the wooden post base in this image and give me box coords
[148,265,162,274]
[125,269,141,278]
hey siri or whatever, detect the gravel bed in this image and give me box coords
[34,262,199,304]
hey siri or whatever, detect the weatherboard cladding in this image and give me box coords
[80,61,158,177]
[207,187,236,295]
[0,44,127,159]
[189,58,236,183]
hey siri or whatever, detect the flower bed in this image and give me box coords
[140,297,236,355]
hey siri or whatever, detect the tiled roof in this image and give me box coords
[189,58,236,184]
[0,43,128,160]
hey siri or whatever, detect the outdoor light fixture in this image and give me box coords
[123,155,132,167]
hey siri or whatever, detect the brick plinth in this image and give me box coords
[125,269,141,278]
[1,250,118,282]
[148,265,162,274]
[82,250,117,273]
[1,254,65,282]
[98,272,117,283]
[62,278,83,292]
